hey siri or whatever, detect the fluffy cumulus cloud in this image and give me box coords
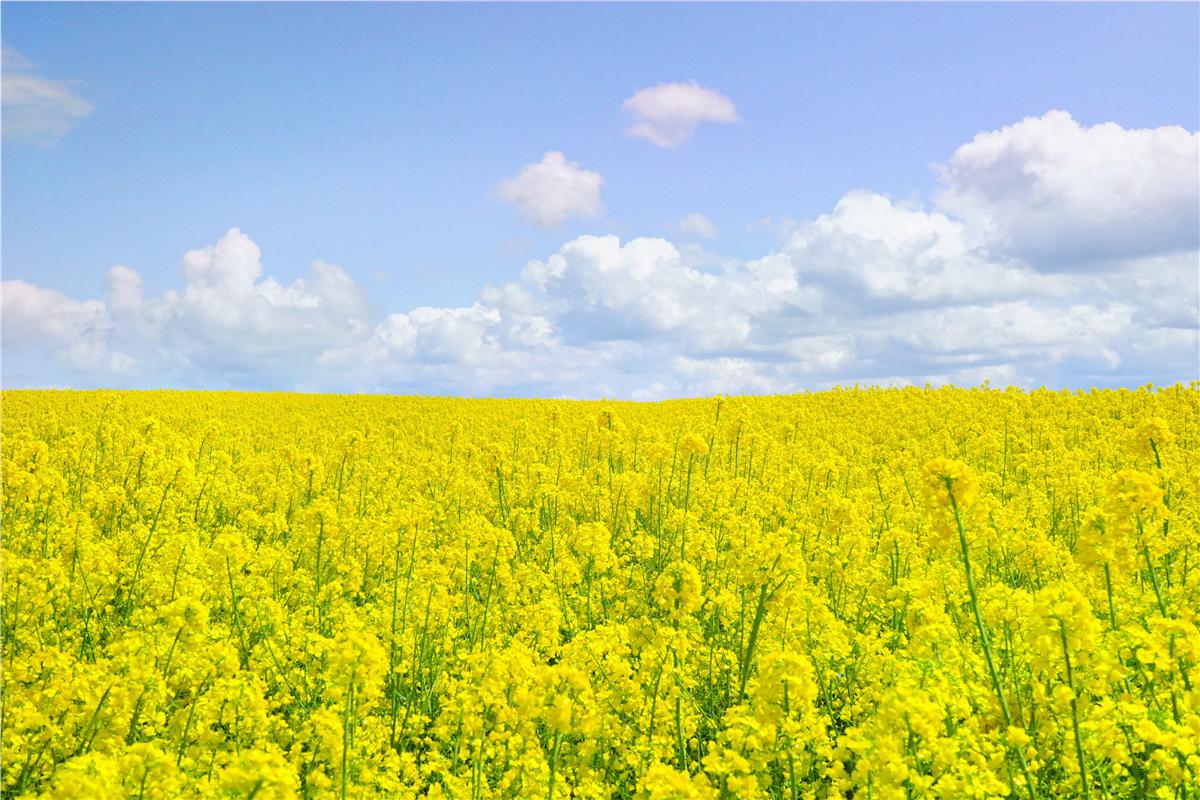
[4,228,375,389]
[622,81,739,148]
[496,151,604,227]
[3,110,1196,396]
[937,110,1199,266]
[778,191,1072,306]
[520,234,782,350]
[2,47,93,143]
[0,280,129,373]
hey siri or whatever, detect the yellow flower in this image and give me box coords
[678,432,709,459]
[1133,417,1173,461]
[637,761,716,800]
[547,693,573,733]
[2,386,1197,799]
[655,561,703,621]
[920,457,979,510]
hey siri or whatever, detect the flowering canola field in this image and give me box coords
[2,387,1198,800]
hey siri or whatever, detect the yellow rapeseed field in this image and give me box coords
[1,387,1197,800]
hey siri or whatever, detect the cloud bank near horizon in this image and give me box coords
[3,111,1197,397]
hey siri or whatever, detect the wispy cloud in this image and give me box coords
[2,46,93,143]
[675,213,717,240]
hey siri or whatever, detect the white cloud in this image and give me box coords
[673,356,783,396]
[909,364,1024,390]
[887,301,1132,365]
[522,234,784,351]
[781,191,1069,305]
[1,280,128,372]
[2,228,374,387]
[937,110,1199,266]
[2,47,93,142]
[1093,251,1199,330]
[676,213,717,239]
[319,304,506,369]
[497,151,604,227]
[622,81,738,148]
[138,229,373,382]
[3,111,1196,396]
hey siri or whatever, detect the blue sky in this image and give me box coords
[3,2,1198,396]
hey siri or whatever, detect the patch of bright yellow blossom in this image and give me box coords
[2,385,1197,799]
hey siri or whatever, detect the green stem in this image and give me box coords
[1103,562,1117,629]
[947,484,1036,800]
[672,649,687,770]
[547,730,563,800]
[1058,619,1091,800]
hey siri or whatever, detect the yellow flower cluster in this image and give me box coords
[2,385,1197,799]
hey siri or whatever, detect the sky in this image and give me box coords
[2,2,1198,397]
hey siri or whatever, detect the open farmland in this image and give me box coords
[1,387,1197,799]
